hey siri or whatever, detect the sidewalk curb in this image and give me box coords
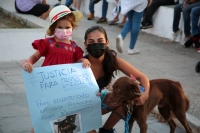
[152,107,200,132]
[0,7,41,28]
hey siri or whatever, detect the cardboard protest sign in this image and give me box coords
[22,63,102,133]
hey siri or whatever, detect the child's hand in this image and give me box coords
[96,92,101,97]
[82,59,91,68]
[23,61,33,73]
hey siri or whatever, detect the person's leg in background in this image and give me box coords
[88,0,95,20]
[65,0,73,7]
[73,0,82,10]
[191,7,200,36]
[141,0,161,29]
[128,10,144,54]
[184,6,200,48]
[97,0,108,23]
[118,15,127,27]
[182,2,200,45]
[40,7,52,19]
[172,3,183,42]
[116,10,143,54]
[108,6,121,25]
[116,10,132,53]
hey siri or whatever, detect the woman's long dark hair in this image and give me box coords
[84,26,118,85]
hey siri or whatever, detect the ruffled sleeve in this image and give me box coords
[72,41,84,62]
[32,38,49,56]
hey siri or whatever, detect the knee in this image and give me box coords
[174,4,182,12]
[182,8,189,17]
[192,8,199,16]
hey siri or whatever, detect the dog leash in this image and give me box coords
[124,105,132,133]
[101,92,126,121]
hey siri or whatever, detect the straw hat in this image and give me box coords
[49,5,83,26]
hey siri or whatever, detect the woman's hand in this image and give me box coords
[134,91,149,105]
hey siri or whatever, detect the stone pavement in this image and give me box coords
[0,0,200,133]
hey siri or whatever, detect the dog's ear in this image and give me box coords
[129,81,141,97]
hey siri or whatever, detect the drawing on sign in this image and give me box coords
[51,113,82,133]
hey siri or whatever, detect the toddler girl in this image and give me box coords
[23,5,90,73]
[23,5,90,133]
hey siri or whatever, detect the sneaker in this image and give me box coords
[92,0,101,4]
[194,41,200,49]
[99,127,116,133]
[88,13,94,20]
[97,17,107,23]
[172,30,181,42]
[184,37,193,48]
[181,36,191,45]
[116,34,123,53]
[128,48,140,54]
[197,48,200,52]
[141,21,153,29]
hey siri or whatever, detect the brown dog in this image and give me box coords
[108,76,192,133]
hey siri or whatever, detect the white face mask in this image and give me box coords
[54,28,72,40]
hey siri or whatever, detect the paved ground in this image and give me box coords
[0,0,200,133]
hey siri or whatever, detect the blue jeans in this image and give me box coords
[65,0,73,7]
[173,2,200,36]
[120,10,143,49]
[89,0,108,18]
[191,7,200,36]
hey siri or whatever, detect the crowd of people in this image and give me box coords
[14,0,200,53]
[14,0,200,133]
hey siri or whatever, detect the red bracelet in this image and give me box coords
[25,60,33,64]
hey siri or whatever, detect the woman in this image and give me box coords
[84,26,150,133]
[116,0,148,54]
[15,0,52,20]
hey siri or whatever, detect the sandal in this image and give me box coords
[118,22,126,27]
[108,19,119,25]
[97,17,107,23]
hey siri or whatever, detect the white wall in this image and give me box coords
[0,29,46,62]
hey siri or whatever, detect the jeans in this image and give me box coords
[142,0,176,24]
[65,0,73,7]
[89,0,108,17]
[191,6,200,36]
[120,10,144,49]
[173,2,200,36]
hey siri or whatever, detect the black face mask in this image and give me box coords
[86,43,106,58]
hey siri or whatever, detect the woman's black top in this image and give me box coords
[84,55,109,91]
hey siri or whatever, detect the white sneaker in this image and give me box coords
[128,48,140,54]
[116,34,123,53]
[172,30,181,42]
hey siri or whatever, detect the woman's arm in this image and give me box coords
[116,57,150,105]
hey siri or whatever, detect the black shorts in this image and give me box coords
[15,2,50,17]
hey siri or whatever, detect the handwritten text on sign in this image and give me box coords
[22,63,102,133]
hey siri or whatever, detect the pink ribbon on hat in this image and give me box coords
[51,10,71,23]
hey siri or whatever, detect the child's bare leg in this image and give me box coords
[121,15,127,23]
[40,7,52,20]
